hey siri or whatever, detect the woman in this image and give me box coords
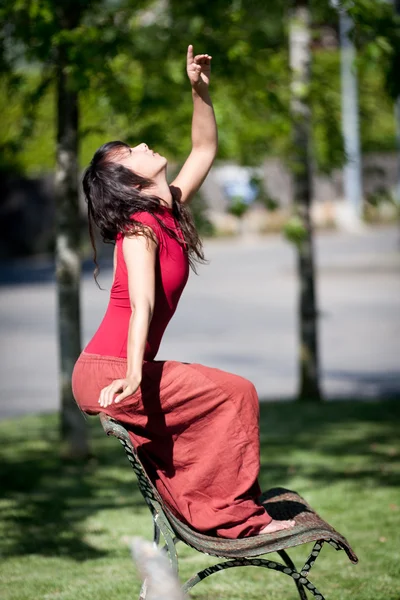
[72,45,294,539]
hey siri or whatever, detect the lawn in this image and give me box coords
[1,400,399,600]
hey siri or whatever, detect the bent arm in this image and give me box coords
[122,231,157,382]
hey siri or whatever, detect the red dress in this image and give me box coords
[72,207,271,538]
[85,207,189,360]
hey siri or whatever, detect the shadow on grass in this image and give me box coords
[0,400,399,561]
[0,414,145,560]
[258,399,400,490]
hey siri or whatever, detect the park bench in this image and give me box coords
[100,413,358,600]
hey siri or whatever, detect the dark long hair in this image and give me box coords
[82,141,206,282]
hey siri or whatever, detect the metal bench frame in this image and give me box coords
[100,414,358,599]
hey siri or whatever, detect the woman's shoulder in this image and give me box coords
[128,209,173,247]
[131,209,168,226]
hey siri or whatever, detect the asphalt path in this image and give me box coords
[0,225,399,419]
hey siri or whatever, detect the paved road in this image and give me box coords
[1,225,399,419]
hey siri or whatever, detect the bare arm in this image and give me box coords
[170,45,218,204]
[98,229,157,407]
[124,232,156,384]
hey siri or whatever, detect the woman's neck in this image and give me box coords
[146,172,173,209]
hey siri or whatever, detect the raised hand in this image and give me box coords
[186,44,212,89]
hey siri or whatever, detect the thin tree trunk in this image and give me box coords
[289,0,322,401]
[55,7,89,458]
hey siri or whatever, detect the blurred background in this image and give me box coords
[0,1,399,599]
[1,0,399,414]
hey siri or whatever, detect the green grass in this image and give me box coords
[1,400,399,600]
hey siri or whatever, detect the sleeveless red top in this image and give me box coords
[85,207,189,360]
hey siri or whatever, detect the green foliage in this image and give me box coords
[250,175,280,211]
[0,74,55,174]
[188,192,216,238]
[227,196,250,219]
[311,50,344,173]
[0,0,398,179]
[311,46,396,173]
[348,0,400,99]
[0,0,290,173]
[363,186,400,224]
[283,215,308,246]
[357,55,397,153]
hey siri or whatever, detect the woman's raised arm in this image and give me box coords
[170,45,218,204]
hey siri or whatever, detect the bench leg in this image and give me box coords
[301,541,325,577]
[181,557,325,599]
[154,514,179,575]
[278,550,308,600]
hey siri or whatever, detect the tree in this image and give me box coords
[3,0,397,413]
[3,3,396,175]
[287,0,322,401]
[0,0,164,458]
[54,2,87,458]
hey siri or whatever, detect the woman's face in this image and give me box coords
[114,143,167,179]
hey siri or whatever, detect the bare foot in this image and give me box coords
[259,519,295,534]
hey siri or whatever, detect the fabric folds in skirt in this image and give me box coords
[72,351,271,539]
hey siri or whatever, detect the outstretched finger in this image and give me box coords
[187,44,194,66]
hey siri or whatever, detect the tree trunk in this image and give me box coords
[55,7,89,458]
[289,0,322,401]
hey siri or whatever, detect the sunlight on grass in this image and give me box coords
[1,401,399,600]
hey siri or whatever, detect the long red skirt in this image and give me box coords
[72,351,271,538]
